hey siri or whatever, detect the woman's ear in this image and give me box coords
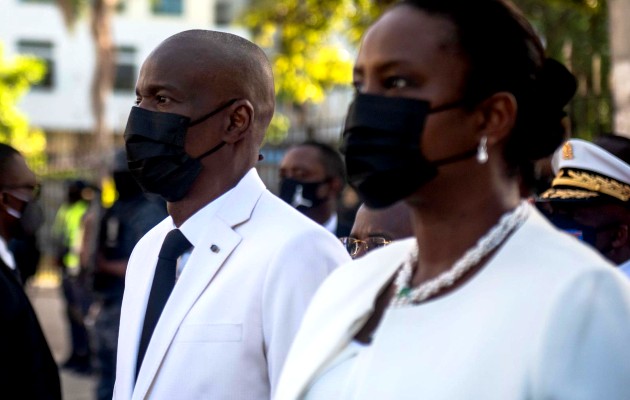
[477,92,517,146]
[224,100,254,144]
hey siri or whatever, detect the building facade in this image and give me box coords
[0,0,249,170]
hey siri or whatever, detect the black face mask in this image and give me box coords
[341,94,476,209]
[124,99,237,202]
[113,171,143,200]
[2,192,44,237]
[546,214,617,253]
[17,201,44,237]
[279,178,328,212]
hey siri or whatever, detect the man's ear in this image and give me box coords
[612,224,629,248]
[476,92,517,146]
[328,177,344,197]
[223,100,254,144]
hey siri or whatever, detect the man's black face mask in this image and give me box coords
[342,93,474,209]
[543,212,620,255]
[279,178,328,212]
[124,99,237,202]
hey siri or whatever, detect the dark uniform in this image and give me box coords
[93,193,166,400]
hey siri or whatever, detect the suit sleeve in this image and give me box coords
[261,228,350,397]
[531,269,630,399]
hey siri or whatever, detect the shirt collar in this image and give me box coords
[0,237,16,270]
[323,213,338,235]
[176,168,258,246]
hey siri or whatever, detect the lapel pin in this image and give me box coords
[210,244,220,253]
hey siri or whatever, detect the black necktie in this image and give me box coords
[136,229,192,381]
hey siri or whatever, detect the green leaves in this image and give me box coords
[241,0,394,105]
[514,0,611,139]
[0,43,47,169]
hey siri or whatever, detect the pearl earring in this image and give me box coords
[477,136,488,164]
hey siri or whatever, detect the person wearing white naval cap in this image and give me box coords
[537,134,630,276]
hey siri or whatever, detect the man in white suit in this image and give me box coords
[114,30,350,400]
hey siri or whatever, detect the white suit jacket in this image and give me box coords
[275,205,630,400]
[114,169,350,400]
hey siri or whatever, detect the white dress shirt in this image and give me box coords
[0,236,16,270]
[322,213,338,235]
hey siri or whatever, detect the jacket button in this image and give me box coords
[210,244,220,253]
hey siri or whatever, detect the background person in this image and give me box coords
[275,1,630,399]
[537,135,630,275]
[8,192,44,286]
[52,179,94,374]
[279,140,353,237]
[92,150,167,400]
[340,201,413,258]
[0,143,61,399]
[115,30,349,400]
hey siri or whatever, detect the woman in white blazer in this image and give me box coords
[274,1,630,399]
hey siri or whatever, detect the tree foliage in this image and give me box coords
[514,0,610,139]
[0,43,47,169]
[242,0,609,141]
[55,0,118,180]
[242,0,396,104]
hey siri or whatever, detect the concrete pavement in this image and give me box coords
[27,281,97,400]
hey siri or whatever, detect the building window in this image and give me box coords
[114,46,136,92]
[151,0,183,15]
[215,1,232,25]
[17,40,54,90]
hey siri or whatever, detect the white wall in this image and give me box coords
[0,0,249,134]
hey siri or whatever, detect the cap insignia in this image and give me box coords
[562,142,574,160]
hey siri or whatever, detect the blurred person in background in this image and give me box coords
[92,149,167,400]
[340,201,413,259]
[279,141,353,237]
[0,143,61,399]
[8,186,43,286]
[537,135,630,276]
[53,179,93,374]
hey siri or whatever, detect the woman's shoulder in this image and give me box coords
[515,206,616,275]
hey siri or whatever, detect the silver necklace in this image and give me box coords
[390,201,529,307]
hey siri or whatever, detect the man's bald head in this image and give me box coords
[150,30,275,144]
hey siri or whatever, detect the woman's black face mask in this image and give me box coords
[341,93,475,209]
[124,99,236,202]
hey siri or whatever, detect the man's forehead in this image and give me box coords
[285,147,325,168]
[140,46,224,91]
[3,154,35,185]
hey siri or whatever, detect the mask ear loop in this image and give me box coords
[190,98,239,161]
[189,98,239,127]
[0,192,24,219]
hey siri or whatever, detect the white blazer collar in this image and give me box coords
[277,238,415,400]
[131,168,266,399]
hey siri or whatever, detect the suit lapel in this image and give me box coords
[280,239,415,399]
[133,170,266,399]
